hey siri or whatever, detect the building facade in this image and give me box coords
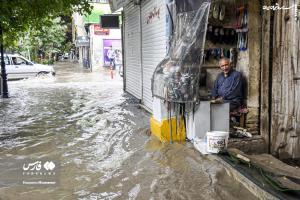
[117,0,300,159]
[122,0,169,110]
[73,1,122,70]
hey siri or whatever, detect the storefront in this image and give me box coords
[141,0,168,109]
[122,0,300,160]
[123,0,168,108]
[123,2,142,99]
[75,2,122,69]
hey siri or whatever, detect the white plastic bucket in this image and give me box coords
[206,131,229,153]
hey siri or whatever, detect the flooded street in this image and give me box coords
[0,62,257,200]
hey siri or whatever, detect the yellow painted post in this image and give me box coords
[150,116,186,142]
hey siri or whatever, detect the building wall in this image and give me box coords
[123,0,167,110]
[122,0,264,138]
[124,3,142,99]
[270,0,300,159]
[204,0,262,135]
[141,0,167,110]
[90,26,121,68]
[261,0,300,159]
[237,0,261,134]
[72,13,87,64]
[73,2,117,68]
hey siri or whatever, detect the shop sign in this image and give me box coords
[75,36,90,47]
[94,25,109,35]
[146,6,160,24]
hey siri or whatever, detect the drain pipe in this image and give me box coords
[121,11,126,91]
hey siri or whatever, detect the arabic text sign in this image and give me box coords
[76,36,90,47]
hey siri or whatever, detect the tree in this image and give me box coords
[13,17,67,62]
[0,0,92,98]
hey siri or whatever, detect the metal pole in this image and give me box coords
[121,11,126,90]
[0,25,9,98]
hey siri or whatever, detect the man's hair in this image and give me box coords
[219,58,230,65]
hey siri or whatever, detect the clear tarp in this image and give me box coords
[152,1,210,103]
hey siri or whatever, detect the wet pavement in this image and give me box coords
[0,62,258,200]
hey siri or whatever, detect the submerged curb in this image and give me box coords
[212,155,279,200]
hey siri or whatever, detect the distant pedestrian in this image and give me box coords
[107,46,116,70]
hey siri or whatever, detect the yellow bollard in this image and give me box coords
[150,116,186,142]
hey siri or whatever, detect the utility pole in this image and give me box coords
[0,24,9,98]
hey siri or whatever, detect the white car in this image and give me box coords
[0,54,55,80]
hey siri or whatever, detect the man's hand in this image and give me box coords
[211,97,223,104]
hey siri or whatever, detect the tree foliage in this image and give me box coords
[14,18,68,61]
[0,0,92,46]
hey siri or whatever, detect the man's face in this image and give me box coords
[219,60,231,75]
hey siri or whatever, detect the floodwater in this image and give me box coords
[0,62,257,200]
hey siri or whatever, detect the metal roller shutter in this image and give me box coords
[141,0,167,111]
[124,3,142,99]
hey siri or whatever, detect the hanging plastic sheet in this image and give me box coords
[175,0,207,13]
[152,0,210,103]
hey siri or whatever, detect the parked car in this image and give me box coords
[0,54,55,80]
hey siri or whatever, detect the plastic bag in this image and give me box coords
[152,1,210,103]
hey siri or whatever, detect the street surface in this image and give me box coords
[0,62,257,200]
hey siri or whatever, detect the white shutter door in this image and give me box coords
[141,0,167,111]
[124,3,142,99]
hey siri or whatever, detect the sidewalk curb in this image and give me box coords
[211,155,279,200]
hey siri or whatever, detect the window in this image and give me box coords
[0,56,10,65]
[12,57,27,65]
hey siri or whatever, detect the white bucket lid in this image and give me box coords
[207,131,229,137]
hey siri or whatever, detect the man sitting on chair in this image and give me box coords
[211,58,244,111]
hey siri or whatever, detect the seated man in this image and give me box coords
[211,58,244,111]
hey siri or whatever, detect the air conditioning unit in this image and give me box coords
[133,0,141,5]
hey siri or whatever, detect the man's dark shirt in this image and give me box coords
[211,69,243,106]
